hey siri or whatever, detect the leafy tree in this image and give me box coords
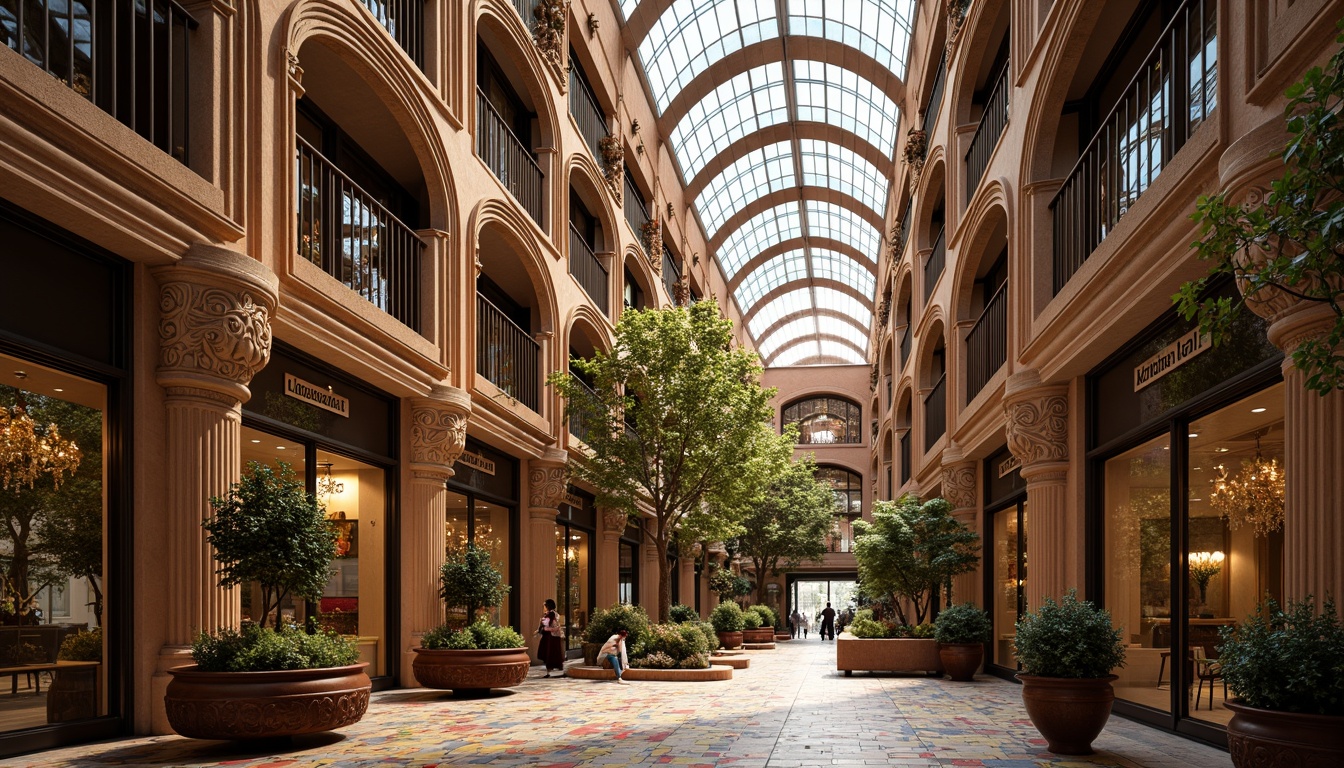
[732,446,836,606]
[852,495,981,626]
[549,300,776,621]
[203,461,336,629]
[1177,23,1344,394]
[439,542,510,627]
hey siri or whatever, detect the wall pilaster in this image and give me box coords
[1004,370,1072,612]
[525,449,568,659]
[596,507,626,610]
[940,445,979,606]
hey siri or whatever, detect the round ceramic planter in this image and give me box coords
[742,628,776,644]
[1016,674,1116,755]
[165,663,371,740]
[938,643,984,682]
[715,631,743,650]
[1225,700,1344,768]
[411,647,530,694]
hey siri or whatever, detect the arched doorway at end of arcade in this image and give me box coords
[784,574,858,639]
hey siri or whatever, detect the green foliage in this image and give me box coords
[847,616,887,638]
[1177,21,1344,395]
[731,449,836,606]
[1217,596,1344,715]
[421,624,472,650]
[419,618,526,651]
[853,495,982,625]
[631,651,676,669]
[191,624,358,672]
[631,622,712,669]
[204,462,335,629]
[582,603,651,647]
[747,605,776,628]
[668,603,699,623]
[548,300,778,621]
[439,543,510,624]
[710,601,745,632]
[934,602,992,644]
[58,628,102,662]
[742,610,762,629]
[846,615,934,639]
[709,567,752,600]
[1014,590,1126,678]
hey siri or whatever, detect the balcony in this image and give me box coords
[477,293,540,411]
[567,373,598,444]
[924,374,946,452]
[569,64,608,160]
[625,174,650,243]
[2,0,197,164]
[358,0,423,68]
[923,228,945,305]
[297,137,423,331]
[477,86,543,225]
[662,250,680,300]
[965,283,1007,402]
[899,431,911,485]
[965,61,1010,203]
[569,224,609,315]
[512,0,540,27]
[899,323,911,371]
[921,53,946,137]
[1051,0,1217,293]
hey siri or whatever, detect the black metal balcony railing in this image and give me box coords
[569,224,609,314]
[922,53,946,138]
[924,374,946,452]
[2,0,197,164]
[899,323,911,371]
[885,375,892,408]
[662,249,680,298]
[965,283,1007,402]
[899,431,911,485]
[297,137,423,331]
[923,228,946,305]
[1051,0,1217,294]
[569,65,609,160]
[477,293,540,411]
[359,0,423,68]
[567,373,598,444]
[965,61,1010,203]
[513,0,540,28]
[476,87,543,225]
[625,175,651,242]
[898,201,912,254]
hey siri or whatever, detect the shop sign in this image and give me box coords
[456,451,496,476]
[284,374,350,417]
[563,491,585,509]
[997,454,1021,478]
[1133,329,1210,392]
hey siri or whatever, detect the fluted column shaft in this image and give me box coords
[677,553,697,611]
[940,450,979,606]
[526,450,569,657]
[1004,371,1072,612]
[596,508,625,609]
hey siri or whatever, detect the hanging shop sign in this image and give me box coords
[284,373,350,417]
[1133,328,1210,392]
[998,454,1022,478]
[563,491,585,509]
[456,451,496,476]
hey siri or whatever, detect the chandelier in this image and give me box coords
[317,462,344,498]
[0,392,82,491]
[1209,434,1284,536]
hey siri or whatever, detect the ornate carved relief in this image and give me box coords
[941,462,977,510]
[902,128,927,195]
[642,218,663,269]
[602,507,629,533]
[1005,392,1070,466]
[946,0,969,59]
[410,398,469,473]
[532,0,567,88]
[600,133,624,203]
[528,464,569,509]
[158,282,273,394]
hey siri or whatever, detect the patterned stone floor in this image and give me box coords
[0,638,1232,767]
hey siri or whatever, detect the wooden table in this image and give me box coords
[0,660,98,695]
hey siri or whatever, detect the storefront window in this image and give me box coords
[241,429,310,628]
[555,526,590,650]
[618,542,636,605]
[991,502,1026,669]
[817,465,862,553]
[445,490,514,627]
[781,397,862,444]
[314,449,386,677]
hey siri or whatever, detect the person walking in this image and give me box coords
[536,598,566,677]
[598,628,630,684]
[799,612,809,639]
[790,609,802,639]
[820,602,836,641]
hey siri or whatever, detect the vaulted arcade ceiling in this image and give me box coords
[620,0,914,366]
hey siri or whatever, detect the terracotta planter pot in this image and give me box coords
[46,663,100,723]
[742,628,775,644]
[165,663,370,740]
[1016,674,1116,755]
[938,643,983,682]
[1225,700,1344,768]
[836,635,943,675]
[716,631,743,650]
[582,641,603,666]
[412,647,530,694]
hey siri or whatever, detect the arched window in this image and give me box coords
[816,465,863,553]
[782,396,861,444]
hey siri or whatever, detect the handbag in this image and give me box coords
[547,622,565,638]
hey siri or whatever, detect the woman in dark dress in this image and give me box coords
[537,598,566,676]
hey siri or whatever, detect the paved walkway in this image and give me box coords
[1,638,1231,767]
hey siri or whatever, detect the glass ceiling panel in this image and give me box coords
[772,340,823,366]
[815,286,873,327]
[818,315,870,350]
[798,139,889,216]
[697,142,795,237]
[670,64,788,181]
[639,0,780,113]
[787,0,915,80]
[734,249,808,309]
[748,287,811,337]
[811,247,876,297]
[757,316,818,359]
[619,0,639,20]
[819,340,867,363]
[794,60,900,156]
[717,202,802,277]
[806,200,881,261]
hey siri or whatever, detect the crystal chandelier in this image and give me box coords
[0,392,82,491]
[1209,435,1284,537]
[317,462,344,498]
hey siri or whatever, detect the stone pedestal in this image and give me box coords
[1004,370,1071,613]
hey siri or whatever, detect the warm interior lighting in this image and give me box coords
[0,393,82,491]
[1188,550,1224,605]
[317,462,345,498]
[1251,407,1267,413]
[1209,434,1284,536]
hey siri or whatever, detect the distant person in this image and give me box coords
[799,613,810,639]
[820,602,836,640]
[536,598,565,677]
[598,628,630,684]
[790,609,802,639]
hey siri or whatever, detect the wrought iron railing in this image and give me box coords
[2,0,198,164]
[1051,0,1217,293]
[662,249,680,298]
[923,227,946,305]
[922,53,946,137]
[899,431,911,485]
[965,61,1010,203]
[924,374,946,452]
[569,64,608,160]
[513,0,540,27]
[625,174,650,242]
[569,224,609,314]
[477,293,540,411]
[965,283,1007,402]
[476,86,543,225]
[567,373,598,444]
[297,136,423,331]
[899,323,911,371]
[358,0,423,68]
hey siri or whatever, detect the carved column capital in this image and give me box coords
[1003,370,1070,481]
[602,507,629,534]
[409,384,471,482]
[527,448,570,510]
[155,244,280,405]
[940,461,977,511]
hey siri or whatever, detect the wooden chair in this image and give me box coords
[1192,645,1226,709]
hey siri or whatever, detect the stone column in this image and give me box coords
[151,244,279,733]
[677,548,697,612]
[706,544,728,610]
[526,449,568,658]
[940,444,980,606]
[597,507,626,609]
[642,525,661,617]
[401,384,471,684]
[1004,370,1071,613]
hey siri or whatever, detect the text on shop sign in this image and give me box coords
[284,374,350,417]
[456,451,496,475]
[1133,329,1209,392]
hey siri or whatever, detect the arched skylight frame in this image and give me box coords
[798,139,889,216]
[818,340,867,364]
[747,287,811,337]
[697,142,795,237]
[670,63,789,181]
[771,340,824,367]
[811,248,876,298]
[734,249,808,309]
[638,0,780,113]
[718,203,802,277]
[794,60,901,157]
[787,0,916,80]
[806,200,881,261]
[757,316,819,359]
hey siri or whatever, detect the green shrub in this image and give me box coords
[847,616,887,638]
[710,601,745,632]
[1217,596,1344,715]
[422,618,525,650]
[192,624,359,672]
[422,624,475,650]
[583,603,651,648]
[58,628,102,662]
[934,603,992,644]
[742,610,762,629]
[1014,590,1125,678]
[631,622,712,669]
[747,605,776,628]
[631,651,676,669]
[908,623,936,639]
[684,651,709,669]
[669,603,699,623]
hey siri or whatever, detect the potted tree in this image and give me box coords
[165,461,369,740]
[412,543,528,694]
[743,605,776,645]
[710,601,745,649]
[1013,590,1126,755]
[581,603,650,666]
[934,603,990,682]
[1217,596,1343,766]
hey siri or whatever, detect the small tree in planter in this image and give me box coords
[853,495,980,626]
[933,603,991,682]
[1013,590,1126,755]
[710,601,745,649]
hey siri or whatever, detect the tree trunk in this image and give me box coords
[754,558,767,606]
[655,537,671,623]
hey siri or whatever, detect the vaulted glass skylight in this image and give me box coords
[773,340,825,367]
[757,316,819,359]
[748,287,812,337]
[717,203,802,278]
[670,63,788,181]
[697,142,795,237]
[639,0,779,112]
[787,0,915,80]
[734,249,808,309]
[798,139,889,216]
[811,248,876,297]
[794,60,900,156]
[806,201,882,260]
